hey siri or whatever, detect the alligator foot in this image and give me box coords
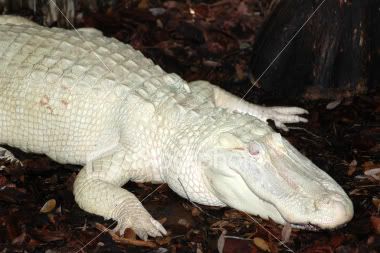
[73,157,167,241]
[113,210,167,241]
[193,81,310,131]
[262,106,309,131]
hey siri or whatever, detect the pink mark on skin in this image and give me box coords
[46,106,54,114]
[39,95,55,114]
[39,95,49,106]
[61,99,69,108]
[250,150,260,156]
[248,142,260,156]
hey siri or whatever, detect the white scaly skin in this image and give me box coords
[0,16,353,239]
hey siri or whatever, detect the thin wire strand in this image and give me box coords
[243,212,295,253]
[48,0,112,74]
[240,0,327,102]
[47,0,116,101]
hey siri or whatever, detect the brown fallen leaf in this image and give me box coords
[47,213,56,225]
[211,220,230,229]
[11,232,27,245]
[156,234,171,246]
[330,234,346,249]
[222,236,254,253]
[96,223,158,248]
[40,199,56,213]
[362,161,379,170]
[138,0,150,9]
[372,197,380,210]
[370,216,380,234]
[30,229,66,242]
[0,175,7,186]
[123,228,136,239]
[177,218,191,229]
[347,159,357,176]
[191,207,201,216]
[235,62,246,80]
[364,168,380,180]
[326,99,342,110]
[253,237,271,252]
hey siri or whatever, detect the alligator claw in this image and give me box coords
[265,106,309,131]
[113,211,167,240]
[0,147,23,166]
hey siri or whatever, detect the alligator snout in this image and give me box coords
[312,193,354,229]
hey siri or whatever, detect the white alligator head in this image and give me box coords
[190,130,354,229]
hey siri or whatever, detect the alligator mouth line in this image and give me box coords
[290,222,348,231]
[290,223,319,231]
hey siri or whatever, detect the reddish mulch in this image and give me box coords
[1,1,379,252]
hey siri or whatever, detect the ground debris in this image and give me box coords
[0,1,379,252]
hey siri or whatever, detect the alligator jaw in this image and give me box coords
[201,132,354,229]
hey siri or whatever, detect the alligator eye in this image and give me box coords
[248,142,260,156]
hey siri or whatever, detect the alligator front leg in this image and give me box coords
[190,80,308,131]
[73,151,167,240]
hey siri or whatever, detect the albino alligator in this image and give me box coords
[0,16,353,240]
